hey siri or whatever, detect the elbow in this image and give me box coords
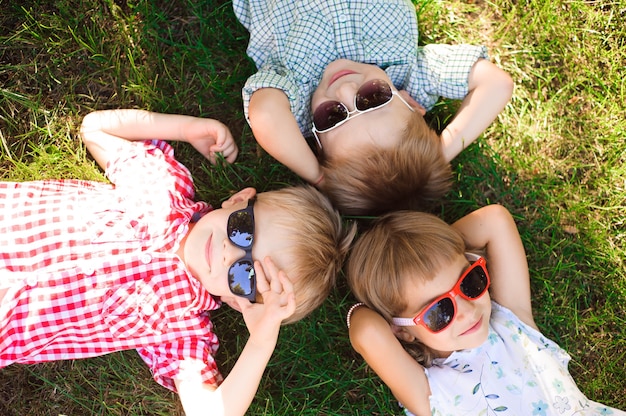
[497,69,514,102]
[503,72,514,101]
[79,111,99,146]
[484,204,515,230]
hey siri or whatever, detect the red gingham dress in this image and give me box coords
[0,139,223,391]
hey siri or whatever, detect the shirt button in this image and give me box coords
[26,276,38,287]
[142,303,155,315]
[82,266,95,276]
[338,14,347,23]
[140,254,152,264]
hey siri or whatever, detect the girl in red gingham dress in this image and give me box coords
[0,109,352,415]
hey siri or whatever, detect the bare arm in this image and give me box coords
[349,306,431,416]
[80,109,238,170]
[441,59,514,161]
[248,88,323,184]
[451,205,536,328]
[175,257,296,416]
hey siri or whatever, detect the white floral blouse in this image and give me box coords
[402,302,625,416]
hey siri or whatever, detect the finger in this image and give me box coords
[223,143,239,163]
[210,141,238,164]
[277,270,294,295]
[254,259,271,294]
[262,257,283,293]
[281,291,296,318]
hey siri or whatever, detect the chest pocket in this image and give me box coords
[358,2,415,65]
[282,12,336,84]
[102,277,171,339]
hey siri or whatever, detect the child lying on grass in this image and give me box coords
[347,205,625,415]
[0,109,355,416]
[236,0,513,214]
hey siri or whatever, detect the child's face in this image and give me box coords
[311,59,418,160]
[180,188,295,310]
[396,254,492,357]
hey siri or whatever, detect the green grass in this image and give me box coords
[1,0,625,414]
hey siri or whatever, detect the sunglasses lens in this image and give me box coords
[422,297,455,332]
[313,101,349,131]
[355,80,393,111]
[228,210,254,248]
[460,266,489,298]
[228,260,255,297]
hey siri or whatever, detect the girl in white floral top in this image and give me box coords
[346,205,625,416]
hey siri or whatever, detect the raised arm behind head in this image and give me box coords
[440,59,514,162]
[451,204,535,329]
[80,109,238,170]
[248,89,323,185]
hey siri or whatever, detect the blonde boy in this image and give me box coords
[0,109,355,415]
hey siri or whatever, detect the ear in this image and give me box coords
[221,187,257,209]
[391,324,417,343]
[398,90,426,116]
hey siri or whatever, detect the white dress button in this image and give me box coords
[140,254,152,264]
[142,303,155,315]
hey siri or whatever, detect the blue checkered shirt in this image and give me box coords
[234,0,488,135]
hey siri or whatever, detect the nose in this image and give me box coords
[451,292,474,318]
[335,81,359,111]
[222,238,246,266]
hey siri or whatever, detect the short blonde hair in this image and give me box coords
[257,185,356,324]
[320,112,452,216]
[347,211,465,365]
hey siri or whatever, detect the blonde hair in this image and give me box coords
[319,112,452,216]
[257,185,356,324]
[347,211,465,365]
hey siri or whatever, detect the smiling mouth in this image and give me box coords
[461,316,483,336]
[205,234,213,270]
[329,70,356,86]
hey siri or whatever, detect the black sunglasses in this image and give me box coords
[226,198,257,303]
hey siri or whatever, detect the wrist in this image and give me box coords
[311,173,324,186]
[247,331,279,352]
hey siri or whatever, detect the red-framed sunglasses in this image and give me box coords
[392,254,490,333]
[310,79,414,148]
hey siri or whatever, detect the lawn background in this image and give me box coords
[0,0,624,414]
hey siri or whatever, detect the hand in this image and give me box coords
[182,117,239,164]
[233,257,296,346]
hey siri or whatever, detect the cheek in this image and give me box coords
[319,130,358,161]
[411,326,435,344]
[220,296,243,312]
[311,88,328,111]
